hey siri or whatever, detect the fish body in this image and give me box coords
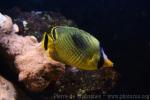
[42,26,113,70]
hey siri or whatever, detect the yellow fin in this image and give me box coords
[103,58,113,68]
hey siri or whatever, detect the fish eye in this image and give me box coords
[44,33,48,50]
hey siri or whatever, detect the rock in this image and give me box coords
[55,67,119,95]
[7,8,77,41]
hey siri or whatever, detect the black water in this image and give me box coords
[0,0,150,95]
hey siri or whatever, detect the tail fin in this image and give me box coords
[101,48,113,68]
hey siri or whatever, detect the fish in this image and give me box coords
[42,26,113,70]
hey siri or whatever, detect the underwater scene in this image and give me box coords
[0,0,150,100]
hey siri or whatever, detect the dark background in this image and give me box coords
[0,0,150,94]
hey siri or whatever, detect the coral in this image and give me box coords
[0,12,65,92]
[0,75,32,100]
[0,75,16,100]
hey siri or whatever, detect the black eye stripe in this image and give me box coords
[44,33,48,50]
[97,49,104,69]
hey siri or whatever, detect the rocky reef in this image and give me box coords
[0,9,119,99]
